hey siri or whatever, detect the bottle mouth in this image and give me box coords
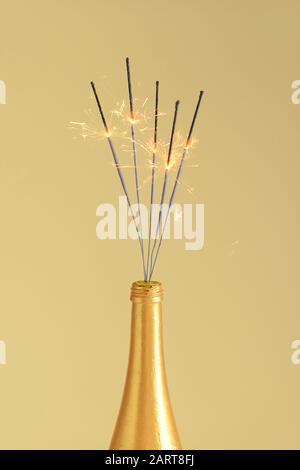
[130,281,163,303]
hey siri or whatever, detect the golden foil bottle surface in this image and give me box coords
[109,281,182,450]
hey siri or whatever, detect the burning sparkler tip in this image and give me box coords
[185,139,192,149]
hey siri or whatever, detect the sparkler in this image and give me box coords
[148,90,204,280]
[90,81,146,278]
[146,80,159,281]
[89,59,204,282]
[125,58,146,278]
[148,99,180,280]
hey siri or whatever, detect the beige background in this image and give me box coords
[0,0,300,450]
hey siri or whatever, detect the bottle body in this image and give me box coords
[109,281,182,450]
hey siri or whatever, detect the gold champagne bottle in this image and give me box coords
[109,281,182,450]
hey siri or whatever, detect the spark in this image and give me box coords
[142,97,149,108]
[128,117,140,125]
[71,96,199,196]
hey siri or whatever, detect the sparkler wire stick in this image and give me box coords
[125,58,146,279]
[149,91,204,280]
[90,81,146,278]
[148,100,180,280]
[146,81,159,280]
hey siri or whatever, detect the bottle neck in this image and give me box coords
[130,280,163,303]
[129,281,165,373]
